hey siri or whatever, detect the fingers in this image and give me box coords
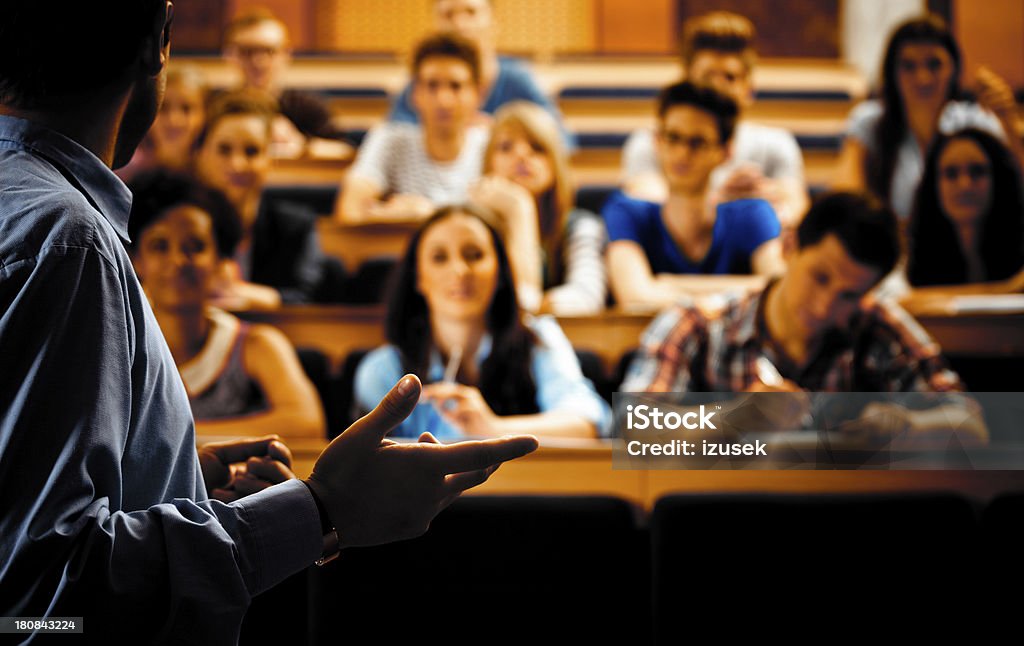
[438,408,471,430]
[836,405,907,438]
[415,435,538,474]
[197,446,231,490]
[266,440,293,468]
[210,487,242,503]
[422,385,473,416]
[201,435,285,465]
[338,374,421,452]
[975,67,1015,112]
[230,474,277,497]
[444,464,500,494]
[246,455,296,484]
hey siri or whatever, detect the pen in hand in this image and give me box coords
[443,345,463,385]
[423,345,463,438]
[754,356,813,429]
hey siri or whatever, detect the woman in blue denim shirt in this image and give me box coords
[355,204,611,440]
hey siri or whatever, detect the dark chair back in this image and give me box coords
[309,495,648,645]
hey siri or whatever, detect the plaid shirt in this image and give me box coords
[622,284,964,393]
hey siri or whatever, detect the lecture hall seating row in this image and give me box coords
[237,490,1024,645]
[183,54,865,189]
[237,294,1024,439]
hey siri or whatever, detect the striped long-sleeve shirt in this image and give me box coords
[544,209,608,315]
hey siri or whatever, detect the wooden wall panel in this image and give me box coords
[313,0,595,56]
[171,0,228,52]
[494,0,596,57]
[596,0,676,54]
[678,0,839,59]
[229,0,317,51]
[955,0,1024,89]
[315,0,433,53]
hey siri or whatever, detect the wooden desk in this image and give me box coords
[316,220,417,269]
[180,55,866,104]
[237,306,650,373]
[902,294,1024,357]
[267,157,350,187]
[238,296,1024,375]
[263,148,841,196]
[240,305,386,372]
[197,434,1024,509]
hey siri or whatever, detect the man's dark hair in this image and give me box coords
[412,32,481,86]
[127,170,243,260]
[656,80,739,144]
[797,191,901,278]
[0,0,166,109]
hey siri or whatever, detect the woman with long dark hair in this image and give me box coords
[907,128,1024,289]
[354,204,611,439]
[834,13,1021,220]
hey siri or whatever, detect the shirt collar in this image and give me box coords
[0,115,133,242]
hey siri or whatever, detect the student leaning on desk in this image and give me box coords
[604,81,786,310]
[622,191,988,446]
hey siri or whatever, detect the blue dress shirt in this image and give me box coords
[0,116,321,643]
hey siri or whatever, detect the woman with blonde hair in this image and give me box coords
[471,101,607,314]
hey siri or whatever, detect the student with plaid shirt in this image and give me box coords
[622,191,988,443]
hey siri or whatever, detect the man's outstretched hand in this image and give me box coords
[305,375,538,547]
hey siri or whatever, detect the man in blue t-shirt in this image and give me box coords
[604,81,786,309]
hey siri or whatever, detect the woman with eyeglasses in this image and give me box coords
[834,14,1022,220]
[906,128,1024,291]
